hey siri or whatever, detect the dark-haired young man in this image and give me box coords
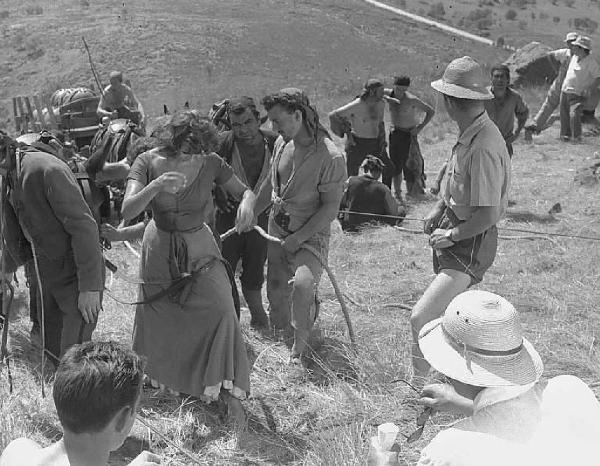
[484,65,529,157]
[257,88,346,364]
[216,97,278,328]
[0,341,160,466]
[328,79,394,187]
[384,76,435,200]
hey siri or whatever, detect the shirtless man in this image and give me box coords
[0,341,160,466]
[328,79,394,187]
[257,88,346,364]
[97,71,145,126]
[384,76,435,200]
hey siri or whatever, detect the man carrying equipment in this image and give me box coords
[97,71,145,126]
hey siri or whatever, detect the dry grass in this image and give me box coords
[1,0,600,464]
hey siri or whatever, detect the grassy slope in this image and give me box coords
[387,0,600,48]
[1,1,600,465]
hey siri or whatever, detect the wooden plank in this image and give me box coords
[32,95,46,129]
[15,96,28,133]
[24,97,38,131]
[42,95,58,130]
[12,98,19,132]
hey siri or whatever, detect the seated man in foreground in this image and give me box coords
[416,290,600,466]
[97,71,145,126]
[0,341,160,466]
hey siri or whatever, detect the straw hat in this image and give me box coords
[565,32,579,43]
[431,56,493,100]
[573,36,592,51]
[418,290,543,387]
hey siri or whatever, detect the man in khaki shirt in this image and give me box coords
[410,56,511,380]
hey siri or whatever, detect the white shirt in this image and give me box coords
[417,375,600,466]
[561,54,600,95]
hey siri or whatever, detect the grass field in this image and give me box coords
[1,0,600,465]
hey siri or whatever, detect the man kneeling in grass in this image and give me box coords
[0,341,160,466]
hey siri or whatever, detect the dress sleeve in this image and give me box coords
[210,153,234,185]
[127,152,150,186]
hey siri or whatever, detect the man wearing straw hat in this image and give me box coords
[559,35,600,142]
[410,56,511,380]
[415,290,600,465]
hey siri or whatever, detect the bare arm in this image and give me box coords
[414,96,436,131]
[220,175,256,232]
[328,100,358,138]
[253,174,273,217]
[126,88,145,118]
[121,179,162,221]
[97,92,113,118]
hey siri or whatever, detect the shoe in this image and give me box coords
[561,135,570,142]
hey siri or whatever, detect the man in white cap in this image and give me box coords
[559,35,600,142]
[410,56,511,380]
[415,290,600,466]
[525,32,579,138]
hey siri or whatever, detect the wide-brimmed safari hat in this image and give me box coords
[565,32,579,43]
[418,290,544,387]
[431,56,493,100]
[573,35,592,51]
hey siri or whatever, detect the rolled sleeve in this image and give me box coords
[211,153,234,185]
[469,148,503,207]
[515,94,529,122]
[317,156,347,194]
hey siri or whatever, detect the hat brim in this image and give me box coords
[418,319,544,387]
[431,79,494,100]
[573,43,591,50]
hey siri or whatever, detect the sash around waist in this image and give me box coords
[153,212,207,233]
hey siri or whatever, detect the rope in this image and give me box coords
[221,226,356,347]
[341,210,600,242]
[135,415,203,465]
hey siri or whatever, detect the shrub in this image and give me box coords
[553,16,560,23]
[574,17,598,34]
[506,9,518,20]
[427,2,445,19]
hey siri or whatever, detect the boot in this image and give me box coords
[242,287,268,329]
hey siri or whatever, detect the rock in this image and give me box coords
[548,202,562,214]
[503,42,560,87]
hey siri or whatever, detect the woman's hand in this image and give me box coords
[235,190,256,233]
[151,172,187,194]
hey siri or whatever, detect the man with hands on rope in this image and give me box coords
[410,57,511,381]
[0,131,104,365]
[256,88,346,365]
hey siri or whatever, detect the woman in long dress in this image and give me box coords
[121,112,254,421]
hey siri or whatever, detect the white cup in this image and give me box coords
[377,423,399,451]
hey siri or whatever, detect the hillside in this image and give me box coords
[386,0,600,49]
[1,1,600,465]
[0,0,509,127]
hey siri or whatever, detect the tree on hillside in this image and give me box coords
[506,9,518,20]
[427,2,445,19]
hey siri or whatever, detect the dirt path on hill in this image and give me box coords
[361,0,496,47]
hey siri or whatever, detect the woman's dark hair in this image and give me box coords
[261,93,305,116]
[152,111,219,155]
[362,155,384,174]
[53,341,145,434]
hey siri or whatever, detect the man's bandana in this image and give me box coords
[276,88,329,144]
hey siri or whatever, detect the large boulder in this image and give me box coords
[504,42,560,87]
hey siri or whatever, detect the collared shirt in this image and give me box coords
[484,87,529,140]
[562,54,600,95]
[269,135,346,237]
[440,112,511,221]
[417,376,600,466]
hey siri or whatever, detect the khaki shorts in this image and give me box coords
[432,208,498,285]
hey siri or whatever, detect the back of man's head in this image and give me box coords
[53,341,144,434]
